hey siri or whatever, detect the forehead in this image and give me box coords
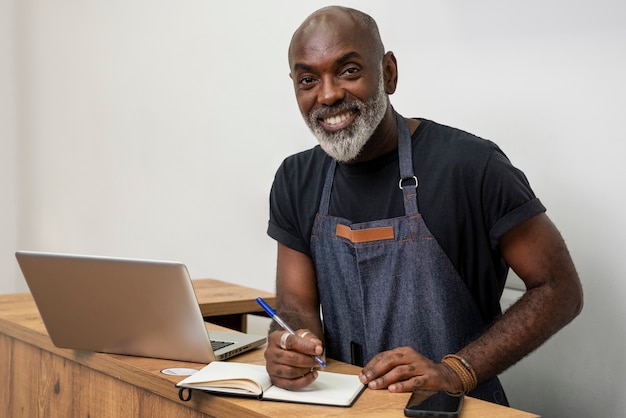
[289,13,373,70]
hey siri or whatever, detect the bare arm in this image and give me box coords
[271,243,323,335]
[360,213,583,392]
[264,243,325,390]
[457,212,583,380]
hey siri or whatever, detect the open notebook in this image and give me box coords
[176,361,366,407]
[15,251,266,363]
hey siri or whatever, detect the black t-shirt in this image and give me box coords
[267,119,545,322]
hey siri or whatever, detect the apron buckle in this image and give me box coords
[399,175,418,190]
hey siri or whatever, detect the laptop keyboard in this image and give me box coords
[211,340,235,351]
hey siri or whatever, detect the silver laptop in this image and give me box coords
[15,251,266,363]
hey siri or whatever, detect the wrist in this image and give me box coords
[441,354,478,393]
[439,361,464,392]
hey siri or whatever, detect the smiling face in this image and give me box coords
[288,8,397,162]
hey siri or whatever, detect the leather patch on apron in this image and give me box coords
[335,224,395,243]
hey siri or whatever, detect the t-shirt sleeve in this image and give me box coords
[267,159,312,256]
[482,147,546,249]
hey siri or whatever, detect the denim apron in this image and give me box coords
[310,112,507,403]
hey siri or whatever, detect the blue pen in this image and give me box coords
[256,297,326,368]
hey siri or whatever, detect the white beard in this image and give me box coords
[304,75,388,162]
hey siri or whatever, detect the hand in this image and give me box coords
[264,329,326,390]
[358,347,462,393]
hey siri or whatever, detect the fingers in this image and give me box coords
[359,347,453,393]
[361,360,424,391]
[359,347,413,386]
[275,329,324,357]
[264,329,324,390]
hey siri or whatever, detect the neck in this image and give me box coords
[347,105,398,164]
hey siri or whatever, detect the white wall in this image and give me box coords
[0,0,19,293]
[2,1,624,417]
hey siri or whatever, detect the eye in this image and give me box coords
[299,76,317,86]
[341,66,361,78]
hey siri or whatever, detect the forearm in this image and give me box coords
[272,243,324,339]
[450,213,584,386]
[456,279,582,383]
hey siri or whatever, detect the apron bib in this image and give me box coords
[310,111,507,404]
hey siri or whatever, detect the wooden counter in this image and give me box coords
[0,292,538,417]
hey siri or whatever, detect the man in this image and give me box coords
[264,6,583,404]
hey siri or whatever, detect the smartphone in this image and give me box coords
[404,389,464,417]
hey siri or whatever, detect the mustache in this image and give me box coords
[308,101,361,121]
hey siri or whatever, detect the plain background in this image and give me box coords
[1,1,624,417]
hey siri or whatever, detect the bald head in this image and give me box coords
[289,6,385,64]
[286,7,399,163]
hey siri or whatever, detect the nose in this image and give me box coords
[318,76,345,106]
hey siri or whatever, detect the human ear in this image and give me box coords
[382,51,398,95]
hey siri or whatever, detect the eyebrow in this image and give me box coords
[336,51,362,64]
[292,51,364,72]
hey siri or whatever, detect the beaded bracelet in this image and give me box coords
[442,354,478,393]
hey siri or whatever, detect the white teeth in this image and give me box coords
[324,112,351,126]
